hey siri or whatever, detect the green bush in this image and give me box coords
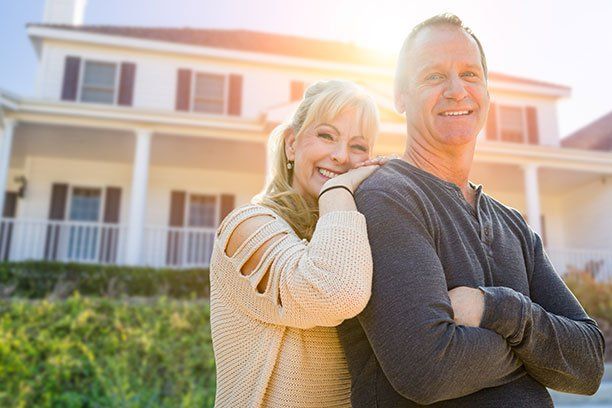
[0,295,216,407]
[0,261,210,299]
[563,266,612,361]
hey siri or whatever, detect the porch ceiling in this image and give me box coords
[470,162,604,195]
[10,123,266,173]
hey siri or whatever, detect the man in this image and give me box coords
[338,14,604,407]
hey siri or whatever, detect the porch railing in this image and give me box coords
[142,225,216,268]
[547,247,612,282]
[2,218,611,278]
[0,218,127,264]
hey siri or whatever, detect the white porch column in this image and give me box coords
[125,129,152,265]
[523,163,542,237]
[0,118,17,217]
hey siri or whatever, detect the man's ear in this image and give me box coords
[394,87,406,114]
[284,129,296,161]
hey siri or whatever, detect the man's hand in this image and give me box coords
[448,286,484,327]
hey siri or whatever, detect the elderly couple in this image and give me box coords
[209,14,605,407]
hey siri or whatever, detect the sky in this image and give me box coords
[1,0,612,137]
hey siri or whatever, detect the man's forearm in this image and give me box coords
[479,286,605,395]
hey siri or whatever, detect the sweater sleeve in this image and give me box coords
[212,205,372,329]
[355,189,523,405]
[479,227,605,395]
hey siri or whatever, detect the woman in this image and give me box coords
[210,80,381,407]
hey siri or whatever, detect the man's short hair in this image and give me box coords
[394,13,488,95]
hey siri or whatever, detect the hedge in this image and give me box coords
[0,261,210,299]
[0,295,216,407]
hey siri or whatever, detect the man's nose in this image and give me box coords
[443,75,468,101]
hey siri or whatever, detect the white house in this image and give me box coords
[1,0,611,278]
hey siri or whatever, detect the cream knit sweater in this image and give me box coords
[210,204,373,407]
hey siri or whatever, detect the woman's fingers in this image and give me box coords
[356,155,400,168]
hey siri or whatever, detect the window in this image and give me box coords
[67,187,103,261]
[188,194,217,228]
[80,61,117,104]
[185,194,217,265]
[193,73,226,114]
[499,106,525,143]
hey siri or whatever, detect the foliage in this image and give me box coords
[563,263,612,361]
[0,295,216,407]
[0,261,210,299]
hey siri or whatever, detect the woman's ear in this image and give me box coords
[284,129,296,161]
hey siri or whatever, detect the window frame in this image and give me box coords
[184,192,221,229]
[190,71,229,115]
[66,185,105,223]
[77,59,120,105]
[495,104,528,144]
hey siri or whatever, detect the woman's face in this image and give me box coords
[285,109,371,200]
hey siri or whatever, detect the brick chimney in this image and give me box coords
[43,0,88,25]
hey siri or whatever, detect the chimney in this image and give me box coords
[43,0,88,25]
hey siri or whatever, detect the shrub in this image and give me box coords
[563,265,612,362]
[0,295,216,407]
[0,261,210,299]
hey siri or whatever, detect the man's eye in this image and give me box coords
[427,74,443,81]
[318,133,333,140]
[462,71,477,78]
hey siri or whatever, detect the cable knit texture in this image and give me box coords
[210,204,372,407]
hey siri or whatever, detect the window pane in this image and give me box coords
[69,188,102,222]
[194,73,225,113]
[499,106,524,142]
[84,61,116,88]
[193,99,224,114]
[188,195,217,227]
[81,87,114,104]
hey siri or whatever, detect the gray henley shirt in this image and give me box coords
[338,159,605,407]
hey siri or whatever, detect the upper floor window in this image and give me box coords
[193,73,226,114]
[499,106,525,143]
[486,103,540,145]
[175,69,242,116]
[81,61,117,104]
[61,56,136,106]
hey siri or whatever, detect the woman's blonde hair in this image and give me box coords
[253,80,379,240]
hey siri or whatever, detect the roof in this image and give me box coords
[562,111,612,151]
[28,24,570,92]
[27,24,395,67]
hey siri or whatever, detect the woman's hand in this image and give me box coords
[322,164,381,194]
[354,155,400,168]
[448,286,484,327]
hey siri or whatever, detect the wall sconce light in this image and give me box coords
[14,176,27,198]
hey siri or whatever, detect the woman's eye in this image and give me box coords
[352,144,368,152]
[318,133,333,140]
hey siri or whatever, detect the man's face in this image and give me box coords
[395,25,489,147]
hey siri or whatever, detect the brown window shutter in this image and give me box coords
[100,187,122,263]
[228,74,243,116]
[290,81,305,101]
[167,191,186,266]
[44,183,69,260]
[61,56,81,101]
[486,102,498,140]
[219,194,235,225]
[526,106,539,145]
[175,69,192,111]
[118,62,136,106]
[2,192,17,218]
[0,192,18,261]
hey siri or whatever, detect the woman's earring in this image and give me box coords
[286,161,294,170]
